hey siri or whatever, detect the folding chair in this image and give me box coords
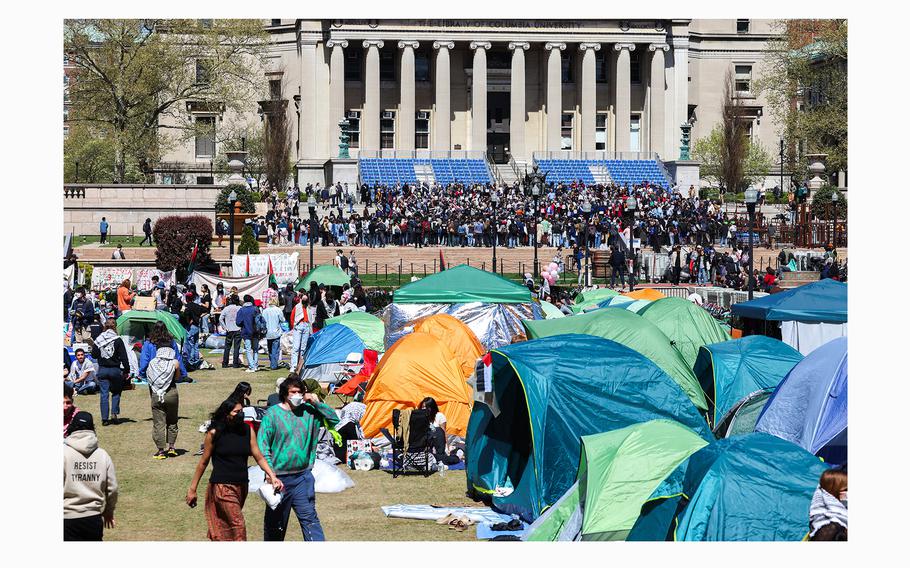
[333,349,377,405]
[381,408,434,478]
[332,351,364,390]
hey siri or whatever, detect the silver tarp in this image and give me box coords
[382,301,543,351]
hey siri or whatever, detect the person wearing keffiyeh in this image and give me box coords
[809,467,848,540]
[90,319,130,425]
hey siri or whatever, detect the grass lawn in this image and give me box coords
[86,350,477,541]
[356,270,582,288]
[73,235,154,248]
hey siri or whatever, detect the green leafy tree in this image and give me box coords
[810,185,847,221]
[236,225,260,255]
[64,19,269,183]
[215,184,256,214]
[692,125,774,192]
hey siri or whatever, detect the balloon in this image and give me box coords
[541,271,550,279]
[548,262,558,272]
[547,275,557,285]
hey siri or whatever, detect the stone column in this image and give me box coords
[362,40,384,151]
[648,43,669,156]
[508,42,529,160]
[327,40,348,157]
[433,41,454,151]
[470,41,491,153]
[398,40,419,151]
[670,32,690,158]
[299,42,318,159]
[614,43,635,153]
[545,42,566,152]
[579,43,600,152]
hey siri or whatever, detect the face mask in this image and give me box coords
[288,394,304,407]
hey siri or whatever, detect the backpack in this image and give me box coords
[340,255,349,270]
[254,312,268,336]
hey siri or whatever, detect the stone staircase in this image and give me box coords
[414,162,435,185]
[494,162,521,186]
[589,162,612,185]
[778,270,820,289]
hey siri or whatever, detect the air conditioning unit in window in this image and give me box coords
[347,110,361,119]
[382,111,395,119]
[416,111,430,120]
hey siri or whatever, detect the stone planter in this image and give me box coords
[806,153,827,194]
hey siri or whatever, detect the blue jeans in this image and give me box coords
[243,338,258,370]
[289,323,312,372]
[96,366,122,421]
[200,315,210,335]
[264,470,326,541]
[267,338,282,369]
[183,325,200,368]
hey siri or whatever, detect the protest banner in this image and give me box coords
[189,272,270,304]
[91,267,134,290]
[231,253,299,286]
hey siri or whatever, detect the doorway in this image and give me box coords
[487,91,511,163]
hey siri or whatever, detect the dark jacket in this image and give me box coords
[91,333,130,372]
[609,249,626,268]
[236,303,258,339]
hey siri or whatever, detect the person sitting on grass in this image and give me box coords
[67,348,99,395]
[418,397,463,467]
[186,397,284,541]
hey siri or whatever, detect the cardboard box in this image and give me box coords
[132,297,156,311]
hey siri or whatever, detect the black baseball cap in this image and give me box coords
[67,411,95,436]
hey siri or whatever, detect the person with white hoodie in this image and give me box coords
[64,411,118,541]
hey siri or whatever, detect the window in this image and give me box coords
[561,52,574,83]
[196,59,213,85]
[595,50,608,83]
[346,111,361,148]
[345,49,362,81]
[595,113,608,150]
[630,115,641,152]
[380,49,395,82]
[630,50,642,84]
[64,90,70,103]
[735,64,752,95]
[416,111,430,149]
[270,19,281,26]
[415,50,430,82]
[64,107,69,122]
[737,19,750,34]
[561,113,574,150]
[744,120,754,142]
[198,19,213,29]
[195,116,216,157]
[269,79,282,100]
[64,125,69,139]
[380,111,396,149]
[64,74,69,86]
[64,54,69,66]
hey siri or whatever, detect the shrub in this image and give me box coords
[215,184,256,214]
[810,185,847,221]
[251,191,263,202]
[236,225,260,255]
[152,216,214,280]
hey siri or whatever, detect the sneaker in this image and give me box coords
[101,420,111,427]
[153,451,167,460]
[245,368,258,373]
[166,448,178,457]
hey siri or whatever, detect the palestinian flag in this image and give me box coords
[267,255,277,286]
[478,352,493,393]
[186,241,199,280]
[245,252,251,277]
[439,249,446,271]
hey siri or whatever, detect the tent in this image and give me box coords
[525,420,709,541]
[360,332,473,438]
[296,264,350,290]
[538,300,566,319]
[693,336,804,430]
[637,297,732,369]
[411,314,484,379]
[731,280,847,355]
[324,311,386,353]
[116,310,186,344]
[714,391,773,439]
[628,433,828,541]
[393,264,531,304]
[570,288,620,313]
[523,310,708,412]
[300,324,366,383]
[466,335,712,522]
[592,295,651,314]
[623,288,666,301]
[755,337,847,463]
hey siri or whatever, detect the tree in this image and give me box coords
[236,225,260,255]
[757,19,847,175]
[64,19,268,183]
[214,121,265,188]
[810,185,847,221]
[215,184,256,214]
[692,127,773,193]
[152,215,213,280]
[262,73,293,191]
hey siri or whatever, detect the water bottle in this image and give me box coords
[437,462,447,478]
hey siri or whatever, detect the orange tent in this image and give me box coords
[360,332,474,438]
[623,288,667,301]
[412,314,484,379]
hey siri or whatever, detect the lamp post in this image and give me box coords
[831,190,839,250]
[228,189,238,257]
[491,191,500,274]
[75,161,79,183]
[626,195,637,285]
[308,195,317,270]
[779,138,785,198]
[744,188,758,300]
[580,200,592,286]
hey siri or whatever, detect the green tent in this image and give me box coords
[523,309,708,411]
[538,300,566,319]
[116,310,187,343]
[324,311,386,352]
[392,264,531,304]
[571,288,620,314]
[465,335,712,522]
[296,265,350,290]
[587,296,651,314]
[526,420,709,541]
[637,297,732,369]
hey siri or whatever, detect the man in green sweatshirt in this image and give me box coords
[257,377,339,541]
[63,411,118,541]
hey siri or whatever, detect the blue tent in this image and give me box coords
[694,336,804,429]
[303,324,367,367]
[755,337,847,463]
[731,279,847,322]
[628,433,829,541]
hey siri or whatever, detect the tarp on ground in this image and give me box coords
[296,264,351,290]
[627,433,828,541]
[324,311,386,353]
[525,420,709,541]
[411,314,484,379]
[392,264,531,304]
[637,297,732,369]
[522,309,708,411]
[361,332,473,438]
[303,324,366,367]
[694,336,804,429]
[538,300,565,319]
[466,335,712,523]
[190,272,269,305]
[730,279,847,323]
[755,337,847,462]
[623,288,667,301]
[116,310,187,343]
